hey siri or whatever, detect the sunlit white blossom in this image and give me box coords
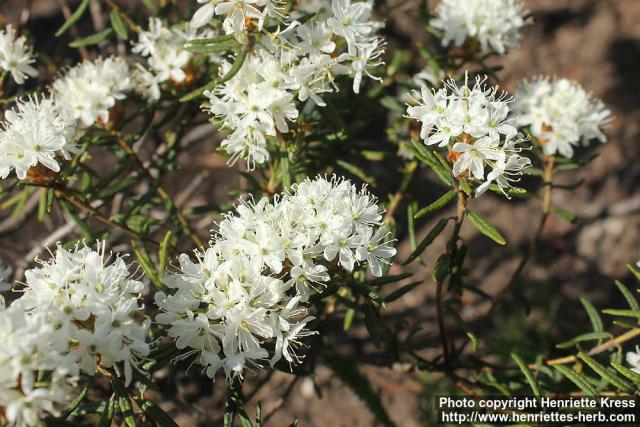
[431,0,528,54]
[407,74,530,197]
[52,56,132,126]
[513,76,611,158]
[0,25,38,84]
[0,96,77,180]
[156,175,396,379]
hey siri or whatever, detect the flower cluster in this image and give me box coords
[431,0,528,55]
[0,96,77,180]
[0,244,150,425]
[191,0,285,33]
[407,74,531,196]
[155,175,396,379]
[52,56,132,127]
[203,0,384,167]
[513,76,611,158]
[0,25,38,84]
[133,18,220,100]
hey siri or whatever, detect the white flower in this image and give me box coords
[431,0,528,55]
[513,76,611,158]
[0,305,73,426]
[295,22,336,57]
[156,175,396,379]
[51,56,132,127]
[327,0,375,55]
[407,74,531,197]
[191,1,216,29]
[626,346,640,374]
[19,242,150,386]
[0,25,38,84]
[0,96,77,180]
[133,18,213,100]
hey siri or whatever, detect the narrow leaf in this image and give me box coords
[56,0,90,36]
[555,332,611,349]
[467,210,506,245]
[611,362,640,385]
[383,281,422,303]
[614,280,639,311]
[403,218,448,265]
[602,309,640,318]
[414,190,456,219]
[580,297,603,333]
[60,386,89,419]
[110,10,128,40]
[511,353,541,400]
[69,29,113,48]
[140,400,179,427]
[553,365,597,397]
[578,352,634,393]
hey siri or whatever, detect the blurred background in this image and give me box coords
[0,0,638,425]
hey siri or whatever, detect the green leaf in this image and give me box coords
[132,241,161,289]
[383,281,422,303]
[580,297,603,333]
[405,140,454,186]
[511,353,541,400]
[110,10,128,40]
[414,190,456,219]
[614,280,639,311]
[365,272,413,287]
[555,332,611,349]
[158,231,173,277]
[467,210,506,245]
[255,402,262,427]
[380,96,405,113]
[336,160,376,186]
[60,200,92,239]
[577,352,634,393]
[611,362,640,385]
[445,305,477,351]
[403,218,449,264]
[343,307,356,331]
[627,263,640,282]
[553,207,581,225]
[602,309,640,318]
[141,0,157,11]
[97,395,116,427]
[60,386,89,419]
[140,400,179,427]
[407,202,417,250]
[553,365,597,397]
[55,0,90,36]
[112,377,138,427]
[432,253,450,282]
[69,28,113,48]
[363,304,382,349]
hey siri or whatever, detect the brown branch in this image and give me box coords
[54,185,161,247]
[113,135,204,248]
[529,328,640,370]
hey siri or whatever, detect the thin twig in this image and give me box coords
[53,185,161,247]
[112,134,204,248]
[529,328,640,369]
[490,155,556,312]
[383,160,417,224]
